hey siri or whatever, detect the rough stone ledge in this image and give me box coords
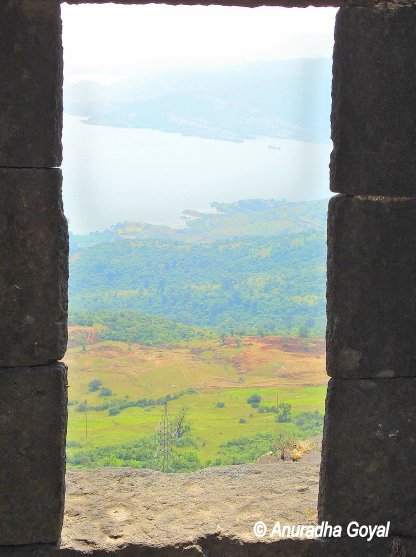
[61,464,319,551]
[0,462,414,555]
[1,536,416,556]
[0,464,412,555]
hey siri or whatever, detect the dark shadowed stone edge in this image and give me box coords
[329,5,416,195]
[1,535,416,556]
[0,0,63,168]
[0,363,68,545]
[0,168,68,367]
[326,195,416,378]
[62,0,416,7]
[63,0,340,5]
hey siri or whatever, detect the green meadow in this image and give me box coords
[65,335,327,469]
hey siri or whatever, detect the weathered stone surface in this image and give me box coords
[0,463,408,556]
[0,363,67,545]
[319,377,416,535]
[1,536,416,557]
[327,195,416,378]
[0,169,68,367]
[0,0,62,167]
[61,464,319,550]
[0,537,318,557]
[331,6,416,195]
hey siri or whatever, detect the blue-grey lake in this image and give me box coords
[63,114,332,234]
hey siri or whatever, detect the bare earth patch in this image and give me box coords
[62,462,319,552]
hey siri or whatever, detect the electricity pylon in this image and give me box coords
[153,402,173,472]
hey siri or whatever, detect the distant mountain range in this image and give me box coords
[64,58,332,143]
[70,198,328,251]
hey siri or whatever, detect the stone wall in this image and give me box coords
[0,0,68,547]
[1,0,416,555]
[319,3,416,540]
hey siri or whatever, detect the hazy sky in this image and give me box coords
[62,4,338,84]
[62,4,337,233]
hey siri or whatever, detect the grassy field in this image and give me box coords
[65,331,327,468]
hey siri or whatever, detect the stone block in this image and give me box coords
[0,363,67,545]
[0,169,68,367]
[331,6,416,196]
[0,537,415,557]
[0,0,62,167]
[327,195,416,378]
[318,377,416,536]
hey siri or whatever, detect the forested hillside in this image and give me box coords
[69,199,327,337]
[70,198,327,249]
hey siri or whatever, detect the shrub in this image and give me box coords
[67,440,83,448]
[239,417,247,424]
[296,439,315,454]
[294,410,324,435]
[273,432,297,459]
[174,436,198,448]
[88,379,103,392]
[258,405,278,414]
[215,402,225,408]
[291,449,302,461]
[216,433,275,465]
[99,388,113,397]
[275,402,292,423]
[247,394,262,405]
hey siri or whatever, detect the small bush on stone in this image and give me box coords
[273,432,297,460]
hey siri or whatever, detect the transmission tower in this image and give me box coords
[153,402,173,472]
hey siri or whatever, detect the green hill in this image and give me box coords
[69,199,327,337]
[70,198,327,250]
[67,198,328,470]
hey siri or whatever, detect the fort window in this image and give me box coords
[1,1,416,555]
[62,4,332,481]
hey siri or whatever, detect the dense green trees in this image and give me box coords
[70,310,208,345]
[69,231,326,337]
[69,199,327,339]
